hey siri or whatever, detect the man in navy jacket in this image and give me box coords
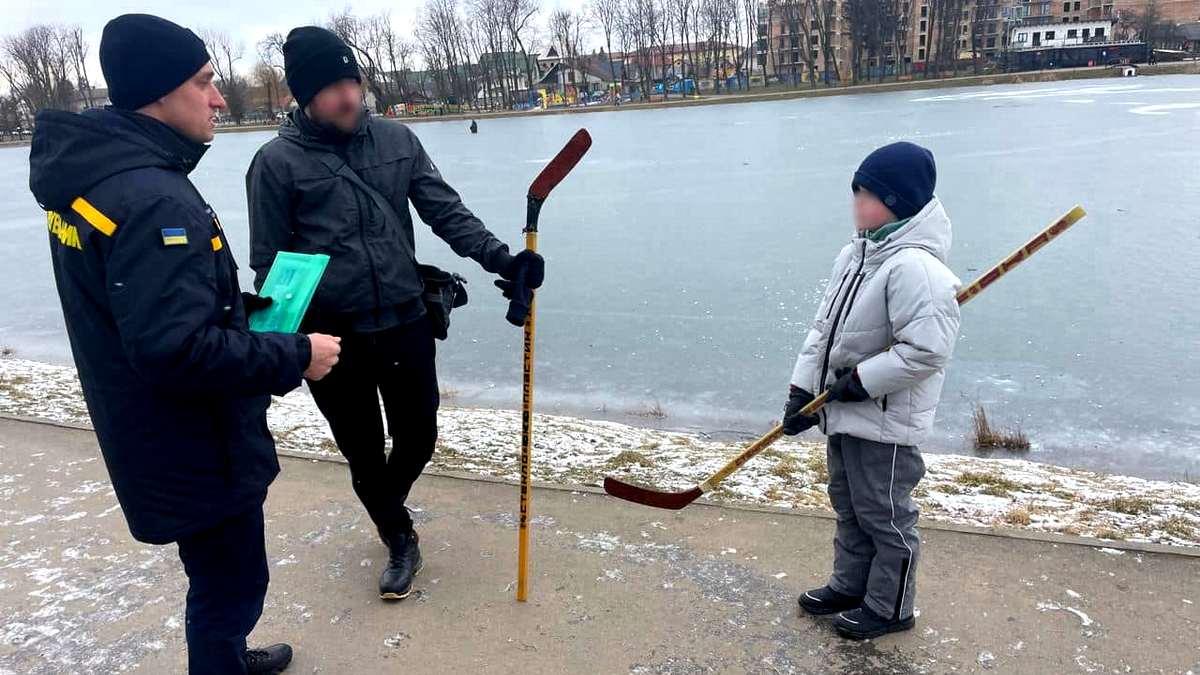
[28,14,341,674]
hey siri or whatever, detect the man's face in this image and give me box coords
[307,79,364,133]
[140,63,226,143]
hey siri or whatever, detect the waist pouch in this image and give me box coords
[418,264,468,340]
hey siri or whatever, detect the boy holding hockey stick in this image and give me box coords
[782,142,962,640]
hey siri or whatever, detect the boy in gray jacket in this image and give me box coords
[782,142,962,640]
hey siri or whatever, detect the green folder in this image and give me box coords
[248,252,330,333]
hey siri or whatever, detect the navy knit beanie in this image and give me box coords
[851,142,937,221]
[283,27,361,109]
[100,14,211,110]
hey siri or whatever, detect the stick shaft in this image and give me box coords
[697,206,1085,494]
[516,231,537,602]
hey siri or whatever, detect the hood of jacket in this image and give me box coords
[862,196,952,266]
[28,107,207,212]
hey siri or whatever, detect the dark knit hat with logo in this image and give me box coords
[851,141,937,221]
[283,27,361,109]
[100,14,211,110]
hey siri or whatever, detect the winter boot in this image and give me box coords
[834,604,915,640]
[244,643,293,674]
[379,530,423,600]
[798,585,864,616]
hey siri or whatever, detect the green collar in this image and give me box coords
[864,217,910,243]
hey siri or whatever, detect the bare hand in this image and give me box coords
[304,334,341,381]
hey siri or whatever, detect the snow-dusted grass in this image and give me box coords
[2,357,1198,548]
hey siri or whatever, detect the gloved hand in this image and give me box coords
[241,292,273,317]
[495,249,545,327]
[827,367,871,403]
[782,386,821,436]
[500,249,545,288]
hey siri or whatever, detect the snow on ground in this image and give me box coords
[2,357,1198,548]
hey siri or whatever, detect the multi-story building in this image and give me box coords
[754,0,1193,82]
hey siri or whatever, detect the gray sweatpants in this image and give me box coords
[825,434,926,620]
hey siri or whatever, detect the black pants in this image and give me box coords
[307,319,439,537]
[176,504,269,674]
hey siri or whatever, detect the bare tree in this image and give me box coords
[590,0,623,92]
[549,8,586,98]
[327,10,389,113]
[200,29,251,122]
[1,25,77,116]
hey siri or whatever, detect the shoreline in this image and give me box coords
[2,355,1197,549]
[2,61,1195,148]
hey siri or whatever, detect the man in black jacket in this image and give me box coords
[28,14,341,674]
[246,26,544,601]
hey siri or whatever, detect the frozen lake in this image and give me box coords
[2,74,1198,480]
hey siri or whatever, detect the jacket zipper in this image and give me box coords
[817,240,868,431]
[354,189,384,314]
[825,270,851,320]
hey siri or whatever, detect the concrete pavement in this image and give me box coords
[0,416,1197,674]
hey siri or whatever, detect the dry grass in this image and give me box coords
[971,404,1031,452]
[439,385,460,400]
[803,453,830,483]
[770,455,801,479]
[606,450,654,469]
[1095,527,1127,541]
[628,400,668,420]
[955,471,1023,493]
[1159,516,1195,540]
[1003,507,1031,526]
[1095,495,1154,515]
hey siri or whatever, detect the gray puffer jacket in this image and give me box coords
[791,197,962,446]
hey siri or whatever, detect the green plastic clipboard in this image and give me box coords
[248,252,330,333]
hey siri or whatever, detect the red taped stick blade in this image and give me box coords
[528,129,592,201]
[603,476,704,510]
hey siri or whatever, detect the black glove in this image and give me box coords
[241,292,273,317]
[495,249,545,327]
[500,249,545,289]
[782,386,821,436]
[828,367,871,403]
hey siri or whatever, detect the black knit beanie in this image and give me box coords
[851,142,937,221]
[283,27,361,109]
[100,14,211,110]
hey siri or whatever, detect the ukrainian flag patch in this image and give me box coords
[161,228,189,246]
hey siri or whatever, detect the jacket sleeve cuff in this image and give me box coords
[294,334,312,381]
[489,245,515,277]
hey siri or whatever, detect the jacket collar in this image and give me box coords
[114,109,209,173]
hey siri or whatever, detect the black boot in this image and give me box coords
[244,643,293,674]
[834,604,915,640]
[798,585,863,616]
[379,530,423,600]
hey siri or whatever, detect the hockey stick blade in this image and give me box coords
[528,129,592,201]
[602,477,703,510]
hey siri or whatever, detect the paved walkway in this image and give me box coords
[0,417,1196,674]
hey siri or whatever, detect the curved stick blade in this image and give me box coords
[603,476,704,510]
[528,129,592,200]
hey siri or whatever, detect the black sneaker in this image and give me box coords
[834,605,915,640]
[379,530,423,601]
[798,585,863,616]
[244,643,293,674]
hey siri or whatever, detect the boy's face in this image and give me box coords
[853,189,898,232]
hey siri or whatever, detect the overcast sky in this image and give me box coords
[3,0,591,88]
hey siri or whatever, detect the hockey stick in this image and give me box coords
[603,205,1087,510]
[517,129,592,602]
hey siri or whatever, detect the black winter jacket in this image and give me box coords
[28,108,311,544]
[246,110,512,330]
